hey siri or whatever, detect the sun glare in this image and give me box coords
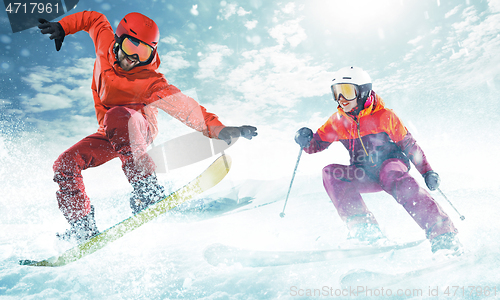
[308,0,411,36]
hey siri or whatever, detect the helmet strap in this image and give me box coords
[113,42,120,60]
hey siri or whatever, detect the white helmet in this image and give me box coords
[331,66,372,102]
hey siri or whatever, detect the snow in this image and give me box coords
[1,133,500,300]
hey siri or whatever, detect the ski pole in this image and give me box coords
[280,147,303,218]
[437,188,465,221]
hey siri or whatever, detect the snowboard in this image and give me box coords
[148,131,237,173]
[204,239,425,267]
[20,154,232,267]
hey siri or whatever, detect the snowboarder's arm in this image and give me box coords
[218,126,258,145]
[58,11,113,52]
[92,89,108,135]
[146,80,225,139]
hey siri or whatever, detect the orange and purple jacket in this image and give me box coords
[304,92,432,176]
[58,11,224,140]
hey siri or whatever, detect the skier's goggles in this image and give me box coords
[120,36,154,63]
[331,83,358,102]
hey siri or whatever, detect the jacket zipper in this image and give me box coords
[355,119,374,164]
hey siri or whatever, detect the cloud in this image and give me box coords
[20,58,94,113]
[237,7,251,16]
[246,35,261,45]
[489,0,500,12]
[211,46,333,126]
[244,20,258,30]
[187,12,332,129]
[28,114,98,141]
[408,35,424,45]
[218,2,251,20]
[377,1,500,103]
[269,18,307,48]
[161,36,178,45]
[22,93,72,113]
[218,3,238,19]
[194,44,234,80]
[451,6,480,34]
[281,2,296,14]
[190,4,199,16]
[445,5,461,18]
[159,51,191,73]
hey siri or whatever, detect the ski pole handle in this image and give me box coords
[280,148,303,218]
[438,188,465,221]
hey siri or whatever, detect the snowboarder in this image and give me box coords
[38,11,257,242]
[294,66,460,253]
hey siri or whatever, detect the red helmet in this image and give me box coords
[115,12,159,49]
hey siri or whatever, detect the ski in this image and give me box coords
[204,239,425,267]
[339,254,470,288]
[20,154,232,267]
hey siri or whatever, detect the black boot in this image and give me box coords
[57,206,99,243]
[130,175,166,214]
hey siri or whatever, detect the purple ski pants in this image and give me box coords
[322,158,457,240]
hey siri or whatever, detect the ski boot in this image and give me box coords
[348,223,386,244]
[130,174,166,214]
[57,206,99,243]
[430,232,462,254]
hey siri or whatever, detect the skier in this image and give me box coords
[38,11,257,242]
[294,66,460,253]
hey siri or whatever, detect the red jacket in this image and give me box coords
[304,92,432,176]
[58,11,225,139]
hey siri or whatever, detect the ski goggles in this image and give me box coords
[120,36,154,63]
[331,83,358,102]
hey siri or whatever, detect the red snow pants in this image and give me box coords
[322,158,457,240]
[53,106,156,222]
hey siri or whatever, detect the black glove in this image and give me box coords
[38,18,65,51]
[424,171,440,191]
[239,125,258,140]
[218,126,258,145]
[294,127,313,148]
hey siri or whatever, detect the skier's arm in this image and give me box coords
[396,132,433,175]
[299,116,337,154]
[397,132,440,190]
[303,132,332,154]
[384,109,439,190]
[383,110,433,175]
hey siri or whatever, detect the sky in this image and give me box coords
[0,0,500,184]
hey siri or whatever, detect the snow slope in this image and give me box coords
[1,133,500,299]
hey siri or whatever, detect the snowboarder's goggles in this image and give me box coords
[331,83,358,102]
[120,36,154,63]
